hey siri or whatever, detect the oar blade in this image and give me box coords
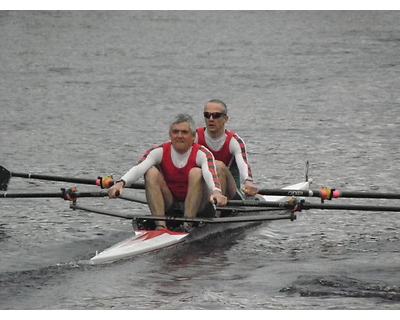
[0,166,11,191]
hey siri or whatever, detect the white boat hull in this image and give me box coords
[91,229,188,264]
[90,179,311,264]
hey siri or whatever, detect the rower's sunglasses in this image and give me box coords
[203,112,226,119]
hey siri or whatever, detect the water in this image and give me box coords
[1,11,400,310]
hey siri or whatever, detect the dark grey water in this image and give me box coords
[1,10,400,310]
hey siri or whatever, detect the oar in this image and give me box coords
[70,203,296,223]
[227,199,400,212]
[0,165,145,191]
[118,194,148,204]
[258,187,400,200]
[0,189,110,200]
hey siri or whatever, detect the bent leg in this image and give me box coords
[144,166,173,228]
[216,160,238,200]
[185,167,216,219]
[184,167,207,218]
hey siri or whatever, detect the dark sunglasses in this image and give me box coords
[203,112,226,119]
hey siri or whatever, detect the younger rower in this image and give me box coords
[196,99,258,200]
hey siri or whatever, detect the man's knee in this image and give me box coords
[215,160,227,175]
[188,167,202,181]
[145,166,160,182]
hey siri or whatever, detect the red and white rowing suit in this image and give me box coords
[195,127,253,186]
[120,142,221,201]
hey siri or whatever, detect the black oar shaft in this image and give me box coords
[335,191,400,199]
[119,195,148,204]
[0,190,109,199]
[0,165,145,190]
[70,203,135,219]
[1,192,66,198]
[258,188,400,200]
[227,200,400,212]
[301,202,400,212]
[11,172,98,185]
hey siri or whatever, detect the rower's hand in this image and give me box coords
[210,190,228,207]
[108,181,124,198]
[243,180,258,197]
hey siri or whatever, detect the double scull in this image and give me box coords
[85,179,312,264]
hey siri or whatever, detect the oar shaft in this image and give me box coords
[335,191,400,199]
[11,172,96,184]
[2,166,145,190]
[118,195,148,204]
[0,190,109,199]
[258,189,317,198]
[70,203,135,219]
[1,192,66,198]
[258,188,400,200]
[227,200,400,212]
[302,202,400,212]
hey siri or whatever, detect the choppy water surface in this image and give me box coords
[1,11,400,310]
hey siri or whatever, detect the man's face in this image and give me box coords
[169,122,195,154]
[204,102,228,136]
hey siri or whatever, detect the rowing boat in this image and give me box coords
[89,179,312,264]
[3,161,398,266]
